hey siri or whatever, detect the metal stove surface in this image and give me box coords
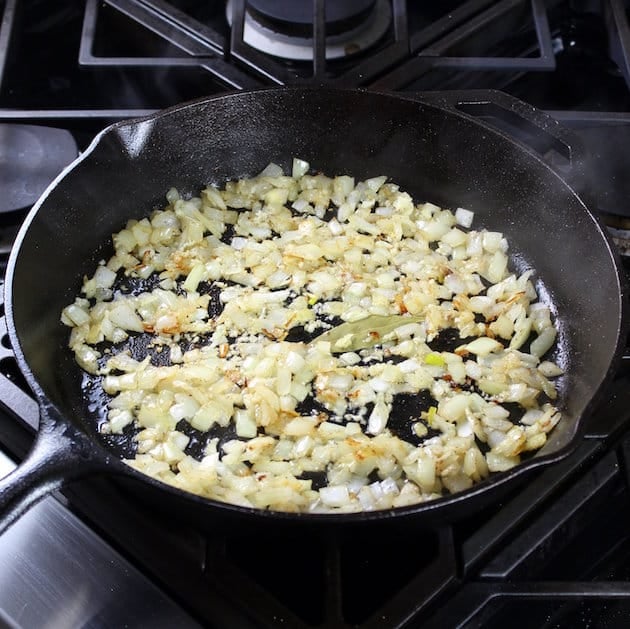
[1,1,630,628]
[0,451,200,629]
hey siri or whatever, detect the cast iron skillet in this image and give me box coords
[0,87,625,533]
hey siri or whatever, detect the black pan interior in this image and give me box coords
[7,87,624,472]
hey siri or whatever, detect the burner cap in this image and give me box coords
[247,0,376,37]
[227,0,390,61]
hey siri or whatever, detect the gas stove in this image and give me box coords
[1,2,630,628]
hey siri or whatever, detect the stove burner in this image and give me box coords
[226,0,391,60]
[247,0,376,37]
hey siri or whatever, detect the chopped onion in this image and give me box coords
[367,399,389,435]
[109,303,144,333]
[460,337,503,356]
[258,162,283,177]
[292,158,310,178]
[320,485,350,507]
[530,327,557,358]
[455,207,474,228]
[94,265,117,290]
[61,160,563,514]
[365,175,387,192]
[235,410,258,438]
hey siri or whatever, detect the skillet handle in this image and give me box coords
[409,89,585,179]
[0,401,106,535]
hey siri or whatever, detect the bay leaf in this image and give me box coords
[310,314,423,353]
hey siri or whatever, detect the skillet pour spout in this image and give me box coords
[0,87,625,532]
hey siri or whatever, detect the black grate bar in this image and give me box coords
[606,0,630,90]
[421,0,549,58]
[0,108,622,124]
[581,376,630,439]
[618,438,630,494]
[460,440,601,575]
[0,108,158,120]
[371,54,552,90]
[229,0,294,85]
[475,580,630,597]
[106,0,225,55]
[202,539,313,629]
[361,527,458,629]
[410,0,497,51]
[312,0,326,80]
[0,308,39,445]
[530,0,554,62]
[2,107,628,123]
[335,0,408,87]
[79,0,212,67]
[549,110,630,125]
[0,0,17,92]
[372,0,555,90]
[86,0,261,89]
[422,581,630,629]
[390,0,408,44]
[480,451,620,579]
[323,535,345,625]
[459,372,630,578]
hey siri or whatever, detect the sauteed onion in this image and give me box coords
[61,160,562,513]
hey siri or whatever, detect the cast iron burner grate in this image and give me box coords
[1,1,628,96]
